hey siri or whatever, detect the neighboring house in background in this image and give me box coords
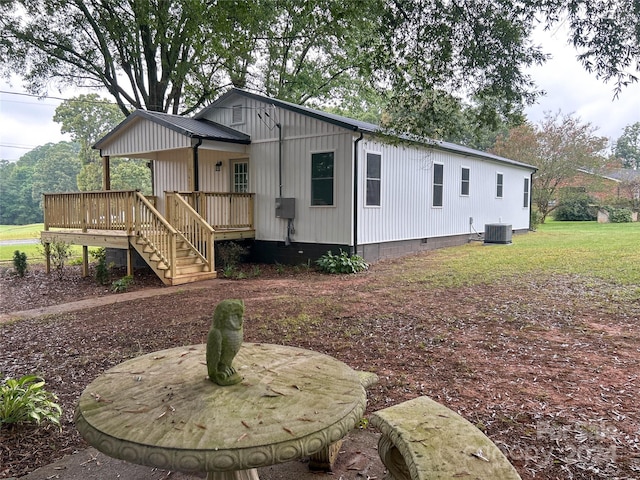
[42,89,536,284]
[566,168,640,207]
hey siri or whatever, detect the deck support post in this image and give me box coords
[82,246,89,277]
[44,243,51,274]
[126,245,134,277]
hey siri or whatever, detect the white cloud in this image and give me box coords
[0,82,72,161]
[525,24,640,147]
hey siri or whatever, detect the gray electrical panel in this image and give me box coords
[275,198,295,219]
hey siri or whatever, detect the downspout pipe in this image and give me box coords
[193,136,203,192]
[353,130,364,256]
[277,123,283,198]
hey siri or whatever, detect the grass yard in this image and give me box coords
[0,224,83,264]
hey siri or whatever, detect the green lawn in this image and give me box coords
[0,224,44,240]
[1,222,638,285]
[388,220,640,287]
[0,224,83,264]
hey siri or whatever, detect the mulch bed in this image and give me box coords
[1,260,639,479]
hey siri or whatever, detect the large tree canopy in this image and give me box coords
[1,0,637,136]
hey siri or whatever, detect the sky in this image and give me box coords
[1,26,639,162]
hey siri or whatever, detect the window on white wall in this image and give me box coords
[523,177,530,207]
[433,163,444,207]
[366,152,381,206]
[231,104,244,124]
[496,172,504,198]
[461,167,470,196]
[233,161,248,193]
[311,152,334,206]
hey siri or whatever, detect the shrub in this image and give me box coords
[40,240,73,279]
[217,241,249,270]
[554,194,596,221]
[90,248,109,285]
[316,250,368,274]
[0,374,62,429]
[111,275,134,293]
[12,250,27,277]
[604,206,633,223]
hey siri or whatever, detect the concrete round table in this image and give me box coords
[75,343,367,480]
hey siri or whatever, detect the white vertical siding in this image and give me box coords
[100,117,190,157]
[154,151,190,215]
[357,137,533,245]
[201,96,354,245]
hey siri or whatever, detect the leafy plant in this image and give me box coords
[604,206,633,223]
[12,250,27,277]
[217,241,249,271]
[554,193,596,221]
[0,374,62,429]
[40,240,73,279]
[316,250,369,274]
[111,275,134,293]
[90,248,109,285]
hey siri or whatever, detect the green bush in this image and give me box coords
[316,250,368,274]
[90,248,109,285]
[40,240,73,279]
[0,374,62,429]
[554,194,596,221]
[12,250,27,277]
[217,241,249,270]
[604,206,633,223]
[111,275,134,293]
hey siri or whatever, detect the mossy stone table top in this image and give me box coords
[75,343,366,477]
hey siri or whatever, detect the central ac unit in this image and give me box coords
[484,223,512,244]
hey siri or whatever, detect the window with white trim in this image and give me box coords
[433,163,444,207]
[461,167,470,196]
[523,177,530,208]
[311,152,334,206]
[496,172,504,198]
[366,152,381,206]
[231,104,244,124]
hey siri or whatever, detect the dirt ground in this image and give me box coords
[1,258,639,479]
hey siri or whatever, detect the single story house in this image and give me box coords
[42,88,536,285]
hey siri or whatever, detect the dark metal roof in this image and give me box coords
[94,109,250,150]
[200,88,536,171]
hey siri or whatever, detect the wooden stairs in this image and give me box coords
[131,235,217,286]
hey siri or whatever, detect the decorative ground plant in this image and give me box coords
[0,374,62,429]
[316,250,368,274]
[12,250,27,277]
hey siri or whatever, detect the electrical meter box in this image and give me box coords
[275,198,295,219]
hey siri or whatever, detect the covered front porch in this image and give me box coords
[41,109,256,285]
[42,190,255,285]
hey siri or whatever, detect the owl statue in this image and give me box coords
[206,299,245,386]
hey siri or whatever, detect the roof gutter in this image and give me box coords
[353,129,364,256]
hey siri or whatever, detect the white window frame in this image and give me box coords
[523,176,530,208]
[231,159,249,193]
[365,151,382,207]
[310,150,335,207]
[460,166,470,197]
[432,162,444,208]
[496,172,504,199]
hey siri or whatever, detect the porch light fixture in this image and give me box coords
[215,161,223,172]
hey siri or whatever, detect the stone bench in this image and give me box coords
[370,396,521,480]
[309,370,380,471]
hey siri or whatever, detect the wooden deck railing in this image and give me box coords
[43,190,140,232]
[164,193,214,272]
[171,191,255,230]
[134,192,180,279]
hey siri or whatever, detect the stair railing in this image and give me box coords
[165,192,215,273]
[134,192,179,279]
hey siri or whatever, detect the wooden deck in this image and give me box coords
[41,190,255,285]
